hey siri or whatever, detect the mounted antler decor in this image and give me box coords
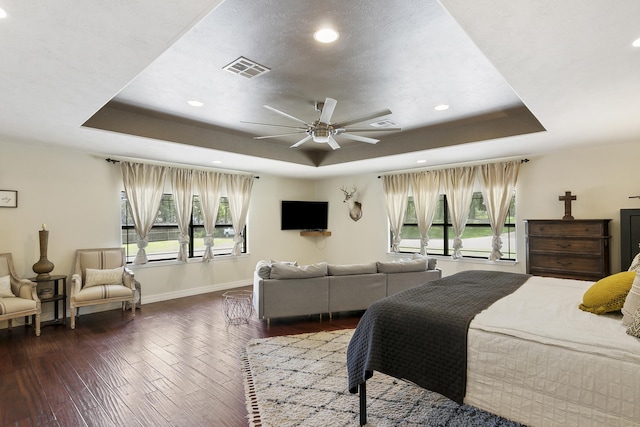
[340,186,362,222]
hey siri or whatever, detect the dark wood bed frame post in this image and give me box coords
[359,382,367,426]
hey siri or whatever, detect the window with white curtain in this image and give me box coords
[120,192,246,263]
[397,191,516,260]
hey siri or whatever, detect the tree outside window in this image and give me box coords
[121,192,244,262]
[397,192,516,260]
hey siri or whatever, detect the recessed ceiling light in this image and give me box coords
[187,100,204,107]
[314,28,339,43]
[212,160,222,164]
[633,38,640,47]
[434,104,450,111]
[0,8,7,18]
[417,159,427,164]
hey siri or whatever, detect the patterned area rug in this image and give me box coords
[242,329,523,427]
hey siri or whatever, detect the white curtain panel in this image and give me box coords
[443,166,476,259]
[195,170,223,262]
[170,168,194,262]
[226,174,254,256]
[382,174,411,252]
[477,161,520,261]
[121,162,167,264]
[411,170,442,255]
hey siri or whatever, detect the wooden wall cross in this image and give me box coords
[559,191,577,220]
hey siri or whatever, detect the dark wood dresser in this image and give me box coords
[524,219,611,281]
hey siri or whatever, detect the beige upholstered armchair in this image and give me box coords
[70,248,135,329]
[0,253,41,336]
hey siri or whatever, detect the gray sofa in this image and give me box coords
[252,258,441,322]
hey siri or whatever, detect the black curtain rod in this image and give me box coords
[377,158,530,178]
[105,158,259,178]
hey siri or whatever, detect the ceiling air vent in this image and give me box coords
[223,56,270,78]
[370,119,398,128]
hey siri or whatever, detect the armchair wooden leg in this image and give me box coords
[131,298,135,318]
[34,313,41,336]
[7,319,12,331]
[70,307,76,330]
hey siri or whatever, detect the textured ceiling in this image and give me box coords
[1,1,639,178]
[84,0,544,167]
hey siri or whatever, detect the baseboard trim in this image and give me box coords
[1,280,251,330]
[141,280,249,305]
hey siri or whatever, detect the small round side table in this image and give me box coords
[222,290,253,325]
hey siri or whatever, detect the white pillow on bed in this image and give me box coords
[622,272,640,325]
[629,253,640,272]
[627,306,640,338]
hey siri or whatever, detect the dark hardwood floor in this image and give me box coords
[0,286,362,426]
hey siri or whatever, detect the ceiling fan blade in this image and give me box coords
[241,121,305,130]
[327,136,341,150]
[339,127,402,132]
[263,105,310,126]
[333,108,392,128]
[254,131,306,140]
[339,133,379,144]
[318,97,337,124]
[290,135,313,148]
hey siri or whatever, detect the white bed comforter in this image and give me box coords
[465,275,640,427]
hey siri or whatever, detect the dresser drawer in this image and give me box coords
[528,237,603,254]
[529,254,603,274]
[527,221,606,237]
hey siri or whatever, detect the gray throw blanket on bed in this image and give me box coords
[347,270,530,404]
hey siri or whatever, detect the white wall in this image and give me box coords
[317,140,640,276]
[2,136,640,324]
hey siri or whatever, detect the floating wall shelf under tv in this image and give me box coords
[299,231,332,237]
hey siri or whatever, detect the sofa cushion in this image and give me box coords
[270,259,298,266]
[256,260,272,279]
[412,254,438,270]
[270,262,328,279]
[377,259,427,274]
[328,262,377,276]
[256,260,299,279]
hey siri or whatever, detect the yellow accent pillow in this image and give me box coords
[578,271,636,314]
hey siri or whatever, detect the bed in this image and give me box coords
[347,270,640,426]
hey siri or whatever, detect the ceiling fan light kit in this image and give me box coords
[248,97,401,150]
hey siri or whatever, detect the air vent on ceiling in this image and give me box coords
[370,119,399,128]
[223,56,270,78]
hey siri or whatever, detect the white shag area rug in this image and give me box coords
[242,329,523,427]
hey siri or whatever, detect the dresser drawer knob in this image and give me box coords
[558,261,573,267]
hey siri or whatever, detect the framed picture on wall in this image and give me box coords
[0,190,18,208]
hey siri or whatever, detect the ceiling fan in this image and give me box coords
[243,97,401,150]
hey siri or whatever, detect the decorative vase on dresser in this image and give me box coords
[524,219,611,281]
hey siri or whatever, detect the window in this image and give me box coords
[121,192,245,263]
[397,192,516,260]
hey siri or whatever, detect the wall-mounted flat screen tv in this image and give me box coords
[281,200,329,230]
